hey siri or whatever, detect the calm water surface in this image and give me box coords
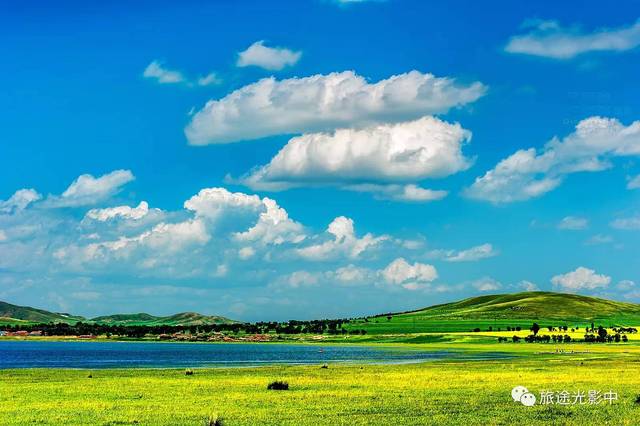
[0,340,506,369]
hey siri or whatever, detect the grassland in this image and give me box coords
[0,301,84,325]
[1,340,640,425]
[346,292,640,334]
[3,292,640,425]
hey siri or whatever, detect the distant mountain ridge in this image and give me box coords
[92,312,235,326]
[0,300,236,326]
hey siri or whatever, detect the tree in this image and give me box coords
[531,323,540,336]
[597,326,607,342]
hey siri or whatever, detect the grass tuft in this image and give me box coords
[204,415,224,426]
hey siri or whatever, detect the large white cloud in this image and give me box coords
[505,19,640,59]
[45,170,135,207]
[237,41,301,71]
[238,116,472,191]
[184,187,263,220]
[466,117,640,203]
[185,70,486,145]
[184,188,304,245]
[551,266,611,291]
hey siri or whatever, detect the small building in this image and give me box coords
[15,330,29,336]
[28,331,42,336]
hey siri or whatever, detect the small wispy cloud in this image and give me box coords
[428,243,498,263]
[557,216,588,230]
[627,174,640,190]
[143,60,221,87]
[610,216,640,230]
[237,41,301,71]
[505,18,640,59]
[143,61,186,84]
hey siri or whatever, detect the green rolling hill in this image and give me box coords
[349,291,640,334]
[0,301,85,325]
[0,300,235,326]
[91,312,236,326]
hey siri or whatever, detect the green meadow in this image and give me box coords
[3,292,640,425]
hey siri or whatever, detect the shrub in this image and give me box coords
[635,395,640,405]
[267,380,289,390]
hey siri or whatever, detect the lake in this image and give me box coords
[0,341,505,369]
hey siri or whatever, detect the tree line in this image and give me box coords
[1,319,368,338]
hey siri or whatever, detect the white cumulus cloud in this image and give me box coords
[0,189,42,213]
[233,198,305,245]
[237,41,302,71]
[185,70,486,145]
[381,257,438,290]
[238,116,472,193]
[551,266,611,291]
[505,19,640,59]
[85,201,151,222]
[466,117,640,203]
[295,216,386,261]
[45,170,135,208]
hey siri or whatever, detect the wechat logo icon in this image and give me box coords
[512,386,536,407]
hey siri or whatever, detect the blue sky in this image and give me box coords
[1,0,640,321]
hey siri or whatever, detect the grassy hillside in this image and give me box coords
[0,301,85,325]
[349,291,640,334]
[0,300,235,327]
[90,312,236,326]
